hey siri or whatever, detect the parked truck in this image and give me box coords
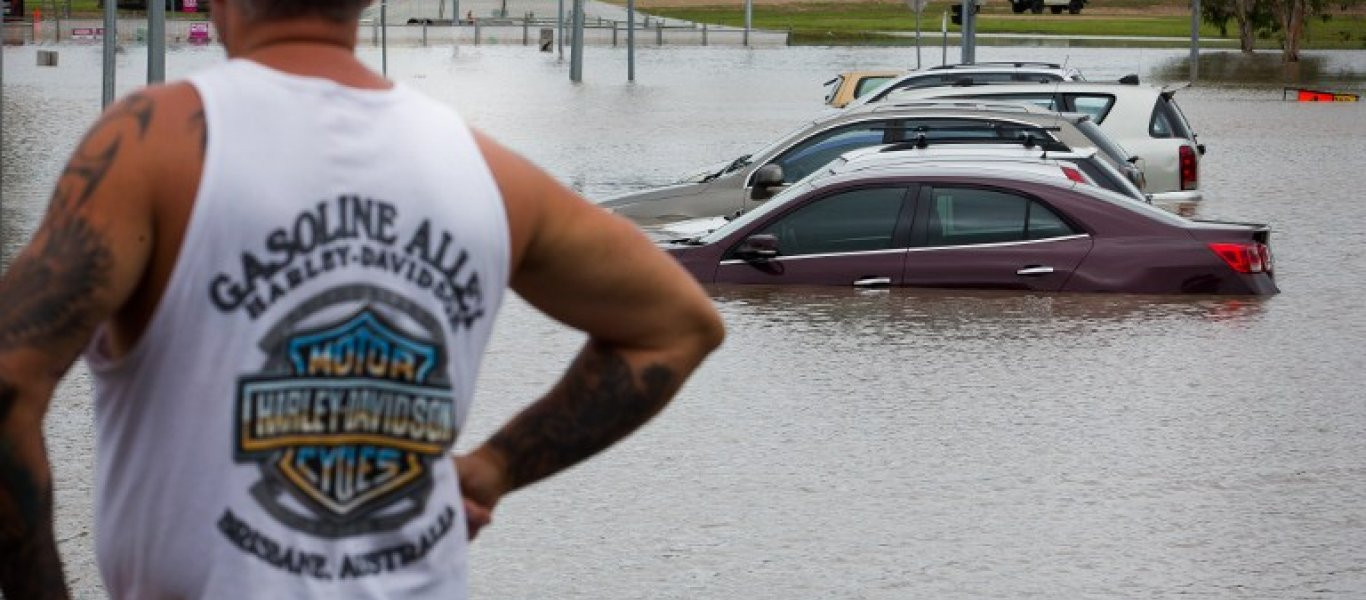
[1009,0,1086,14]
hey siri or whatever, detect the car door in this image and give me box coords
[902,184,1093,291]
[716,185,914,286]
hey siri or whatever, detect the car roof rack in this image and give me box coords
[929,62,1064,70]
[879,131,1068,152]
[867,121,1065,139]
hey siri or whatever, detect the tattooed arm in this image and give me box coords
[455,132,724,536]
[0,89,177,597]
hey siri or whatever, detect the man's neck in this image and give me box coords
[229,19,390,90]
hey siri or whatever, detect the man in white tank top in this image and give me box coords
[0,0,724,597]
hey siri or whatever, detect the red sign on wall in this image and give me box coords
[189,21,210,43]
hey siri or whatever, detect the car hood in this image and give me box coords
[597,181,709,209]
[677,159,734,183]
[652,216,730,238]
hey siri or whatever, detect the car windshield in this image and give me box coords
[1073,154,1145,201]
[696,180,819,244]
[855,76,896,98]
[1073,118,1134,165]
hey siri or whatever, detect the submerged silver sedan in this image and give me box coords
[599,100,1144,224]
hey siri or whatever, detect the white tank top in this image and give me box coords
[85,59,509,599]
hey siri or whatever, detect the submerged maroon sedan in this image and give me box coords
[657,159,1277,295]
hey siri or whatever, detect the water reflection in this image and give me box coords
[710,285,1270,340]
[1155,50,1366,86]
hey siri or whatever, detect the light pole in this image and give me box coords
[570,0,584,81]
[149,0,165,83]
[743,0,752,46]
[381,0,388,77]
[627,0,635,81]
[1189,0,1200,81]
[103,0,117,107]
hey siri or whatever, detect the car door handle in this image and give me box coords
[853,276,892,287]
[1016,266,1055,276]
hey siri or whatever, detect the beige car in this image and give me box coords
[824,70,902,108]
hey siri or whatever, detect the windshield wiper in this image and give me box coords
[702,154,753,183]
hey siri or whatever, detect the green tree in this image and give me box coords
[1275,0,1360,61]
[1201,0,1278,52]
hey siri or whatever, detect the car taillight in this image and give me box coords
[1179,145,1198,190]
[1208,242,1271,274]
[1060,165,1087,184]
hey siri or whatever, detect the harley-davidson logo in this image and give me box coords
[236,291,457,538]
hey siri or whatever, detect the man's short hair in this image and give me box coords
[238,0,373,22]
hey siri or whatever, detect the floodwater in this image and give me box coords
[3,42,1366,598]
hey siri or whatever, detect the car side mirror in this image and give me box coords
[750,164,787,201]
[1197,143,1207,156]
[735,234,779,261]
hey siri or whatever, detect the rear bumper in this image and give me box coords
[1149,190,1203,204]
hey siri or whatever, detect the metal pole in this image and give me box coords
[743,0,751,46]
[148,0,165,83]
[1189,0,1200,81]
[959,0,973,64]
[557,0,564,58]
[941,10,948,66]
[102,0,117,108]
[570,0,584,81]
[915,6,921,70]
[381,0,387,77]
[454,0,460,26]
[627,0,635,81]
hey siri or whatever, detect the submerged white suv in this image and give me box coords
[876,80,1204,208]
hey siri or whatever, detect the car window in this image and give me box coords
[1072,119,1132,164]
[823,75,845,104]
[926,187,1076,246]
[1074,157,1144,201]
[755,186,907,256]
[1150,96,1195,140]
[1166,97,1197,138]
[1064,94,1115,124]
[1012,72,1064,83]
[967,92,1060,111]
[772,124,888,183]
[1027,200,1074,240]
[854,76,895,98]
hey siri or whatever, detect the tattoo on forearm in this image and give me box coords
[489,345,677,490]
[0,381,70,599]
[60,93,153,212]
[0,217,113,353]
[0,95,146,353]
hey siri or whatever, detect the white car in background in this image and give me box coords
[840,62,1087,110]
[874,80,1205,207]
